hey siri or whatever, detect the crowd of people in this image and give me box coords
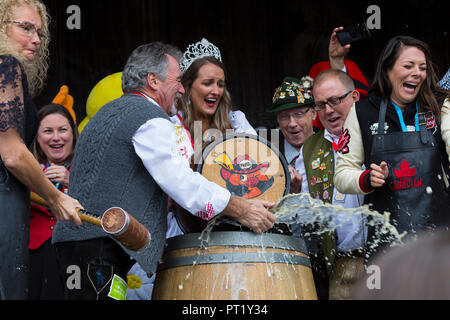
[0,0,449,300]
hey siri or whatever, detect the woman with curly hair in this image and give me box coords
[0,0,82,299]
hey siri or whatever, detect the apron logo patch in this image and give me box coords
[425,112,437,133]
[370,123,389,135]
[337,129,350,154]
[390,159,425,190]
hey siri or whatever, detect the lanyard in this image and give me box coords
[127,91,164,110]
[391,100,420,132]
[128,91,156,104]
[129,91,146,99]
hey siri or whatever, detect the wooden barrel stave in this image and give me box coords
[152,232,317,300]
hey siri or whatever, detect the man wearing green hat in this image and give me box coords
[268,76,334,299]
[267,76,317,167]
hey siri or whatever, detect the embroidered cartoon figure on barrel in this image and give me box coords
[214,152,274,198]
[198,134,290,204]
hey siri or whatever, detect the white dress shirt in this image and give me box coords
[131,94,231,221]
[284,138,300,165]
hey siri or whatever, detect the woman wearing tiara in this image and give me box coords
[167,39,257,238]
[172,39,256,161]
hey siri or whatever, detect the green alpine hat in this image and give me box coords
[267,76,314,113]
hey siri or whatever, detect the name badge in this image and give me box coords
[108,274,128,300]
[334,192,346,202]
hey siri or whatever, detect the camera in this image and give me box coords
[336,23,371,46]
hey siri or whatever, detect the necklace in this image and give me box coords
[86,264,114,300]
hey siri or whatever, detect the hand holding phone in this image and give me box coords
[336,23,371,46]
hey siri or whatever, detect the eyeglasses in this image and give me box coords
[313,91,352,111]
[277,108,311,123]
[8,20,46,41]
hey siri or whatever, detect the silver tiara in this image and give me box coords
[179,38,222,73]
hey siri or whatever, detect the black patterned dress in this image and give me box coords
[0,55,39,300]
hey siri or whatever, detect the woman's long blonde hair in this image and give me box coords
[0,0,50,97]
[178,57,234,144]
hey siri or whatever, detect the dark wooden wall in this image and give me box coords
[37,0,449,129]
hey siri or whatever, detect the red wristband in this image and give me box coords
[359,170,373,193]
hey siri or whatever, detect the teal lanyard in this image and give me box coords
[391,100,420,132]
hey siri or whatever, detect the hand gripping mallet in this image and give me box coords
[30,192,151,251]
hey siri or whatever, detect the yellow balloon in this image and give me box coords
[86,72,123,119]
[78,116,90,134]
[79,72,123,133]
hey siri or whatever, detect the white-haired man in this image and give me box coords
[53,42,275,300]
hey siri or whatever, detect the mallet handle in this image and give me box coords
[76,208,103,227]
[30,191,102,227]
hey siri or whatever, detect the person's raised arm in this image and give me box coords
[329,26,350,71]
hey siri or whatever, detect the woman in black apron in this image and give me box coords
[0,0,82,299]
[334,36,450,258]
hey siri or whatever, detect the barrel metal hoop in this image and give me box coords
[158,252,311,271]
[166,231,308,253]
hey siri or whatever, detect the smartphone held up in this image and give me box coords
[336,23,372,46]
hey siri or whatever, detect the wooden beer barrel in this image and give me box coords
[175,134,290,233]
[152,231,317,300]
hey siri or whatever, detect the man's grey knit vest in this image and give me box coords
[52,94,169,274]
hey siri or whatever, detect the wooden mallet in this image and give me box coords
[31,192,151,251]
